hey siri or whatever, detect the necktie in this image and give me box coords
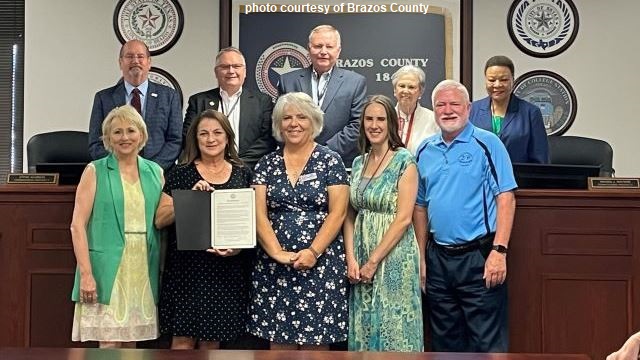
[131,88,142,115]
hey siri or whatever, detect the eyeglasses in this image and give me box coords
[122,54,148,61]
[216,64,245,71]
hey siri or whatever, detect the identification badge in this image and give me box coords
[299,173,318,183]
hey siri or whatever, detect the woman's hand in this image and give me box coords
[346,256,361,284]
[192,180,214,192]
[291,249,317,271]
[206,248,240,257]
[359,259,379,284]
[420,256,427,293]
[272,250,297,265]
[80,273,98,304]
[360,260,378,284]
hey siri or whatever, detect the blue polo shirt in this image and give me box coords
[415,123,517,245]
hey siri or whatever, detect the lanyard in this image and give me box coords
[220,92,241,117]
[399,108,416,146]
[315,72,331,106]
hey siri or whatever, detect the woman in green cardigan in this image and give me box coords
[70,105,164,347]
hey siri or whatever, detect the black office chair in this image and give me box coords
[548,135,614,177]
[26,131,91,172]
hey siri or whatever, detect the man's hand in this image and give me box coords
[483,250,507,288]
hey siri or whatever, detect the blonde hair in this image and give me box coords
[101,105,148,153]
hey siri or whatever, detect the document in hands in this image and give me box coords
[172,188,256,250]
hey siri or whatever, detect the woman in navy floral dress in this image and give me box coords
[249,92,349,349]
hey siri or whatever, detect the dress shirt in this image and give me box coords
[219,87,242,151]
[124,80,149,118]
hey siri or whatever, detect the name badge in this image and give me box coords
[299,173,317,183]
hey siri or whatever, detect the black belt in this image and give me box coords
[430,233,495,256]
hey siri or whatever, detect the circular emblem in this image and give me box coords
[513,70,577,136]
[113,0,184,56]
[148,66,183,106]
[255,42,311,100]
[458,152,473,166]
[507,0,579,57]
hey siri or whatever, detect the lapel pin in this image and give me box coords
[151,93,158,97]
[209,101,215,106]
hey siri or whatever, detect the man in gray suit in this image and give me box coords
[88,39,182,170]
[182,47,275,170]
[277,25,367,167]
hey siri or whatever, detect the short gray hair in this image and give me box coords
[308,25,341,48]
[391,65,426,95]
[431,79,470,108]
[272,92,324,142]
[215,47,246,66]
[101,105,148,153]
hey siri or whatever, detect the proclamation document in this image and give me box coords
[211,188,256,249]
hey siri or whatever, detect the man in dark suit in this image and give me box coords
[88,39,182,170]
[277,25,367,167]
[182,47,275,170]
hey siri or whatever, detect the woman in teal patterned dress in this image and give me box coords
[344,95,423,351]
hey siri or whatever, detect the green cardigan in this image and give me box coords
[71,154,163,304]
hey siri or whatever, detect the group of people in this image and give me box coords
[70,23,555,353]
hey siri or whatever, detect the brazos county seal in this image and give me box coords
[508,0,579,58]
[114,0,184,55]
[255,42,311,100]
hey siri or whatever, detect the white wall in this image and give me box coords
[24,0,640,175]
[24,0,218,170]
[473,0,640,176]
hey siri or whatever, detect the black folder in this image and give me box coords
[172,189,212,250]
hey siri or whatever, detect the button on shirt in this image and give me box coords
[312,68,332,107]
[415,123,517,245]
[219,87,242,151]
[124,80,149,118]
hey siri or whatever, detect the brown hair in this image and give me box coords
[357,95,404,155]
[180,109,243,166]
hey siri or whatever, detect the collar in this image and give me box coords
[395,104,419,119]
[434,122,474,146]
[220,86,243,100]
[312,66,333,80]
[124,79,149,96]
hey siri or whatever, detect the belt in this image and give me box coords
[430,233,495,256]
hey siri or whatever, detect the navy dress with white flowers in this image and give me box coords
[248,145,349,345]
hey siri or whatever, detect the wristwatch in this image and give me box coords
[492,244,508,255]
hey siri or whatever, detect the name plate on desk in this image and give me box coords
[588,177,640,191]
[6,173,59,185]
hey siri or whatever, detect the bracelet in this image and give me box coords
[308,246,321,259]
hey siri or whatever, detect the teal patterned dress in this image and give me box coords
[348,147,423,351]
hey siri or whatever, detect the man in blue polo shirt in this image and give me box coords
[413,79,517,352]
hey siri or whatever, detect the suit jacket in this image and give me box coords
[277,66,367,167]
[182,87,275,169]
[88,80,183,170]
[470,95,549,164]
[71,154,163,305]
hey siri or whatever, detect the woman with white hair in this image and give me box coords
[391,65,438,155]
[248,92,350,350]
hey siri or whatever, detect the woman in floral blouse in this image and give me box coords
[248,92,350,350]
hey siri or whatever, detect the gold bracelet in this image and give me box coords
[308,245,321,259]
